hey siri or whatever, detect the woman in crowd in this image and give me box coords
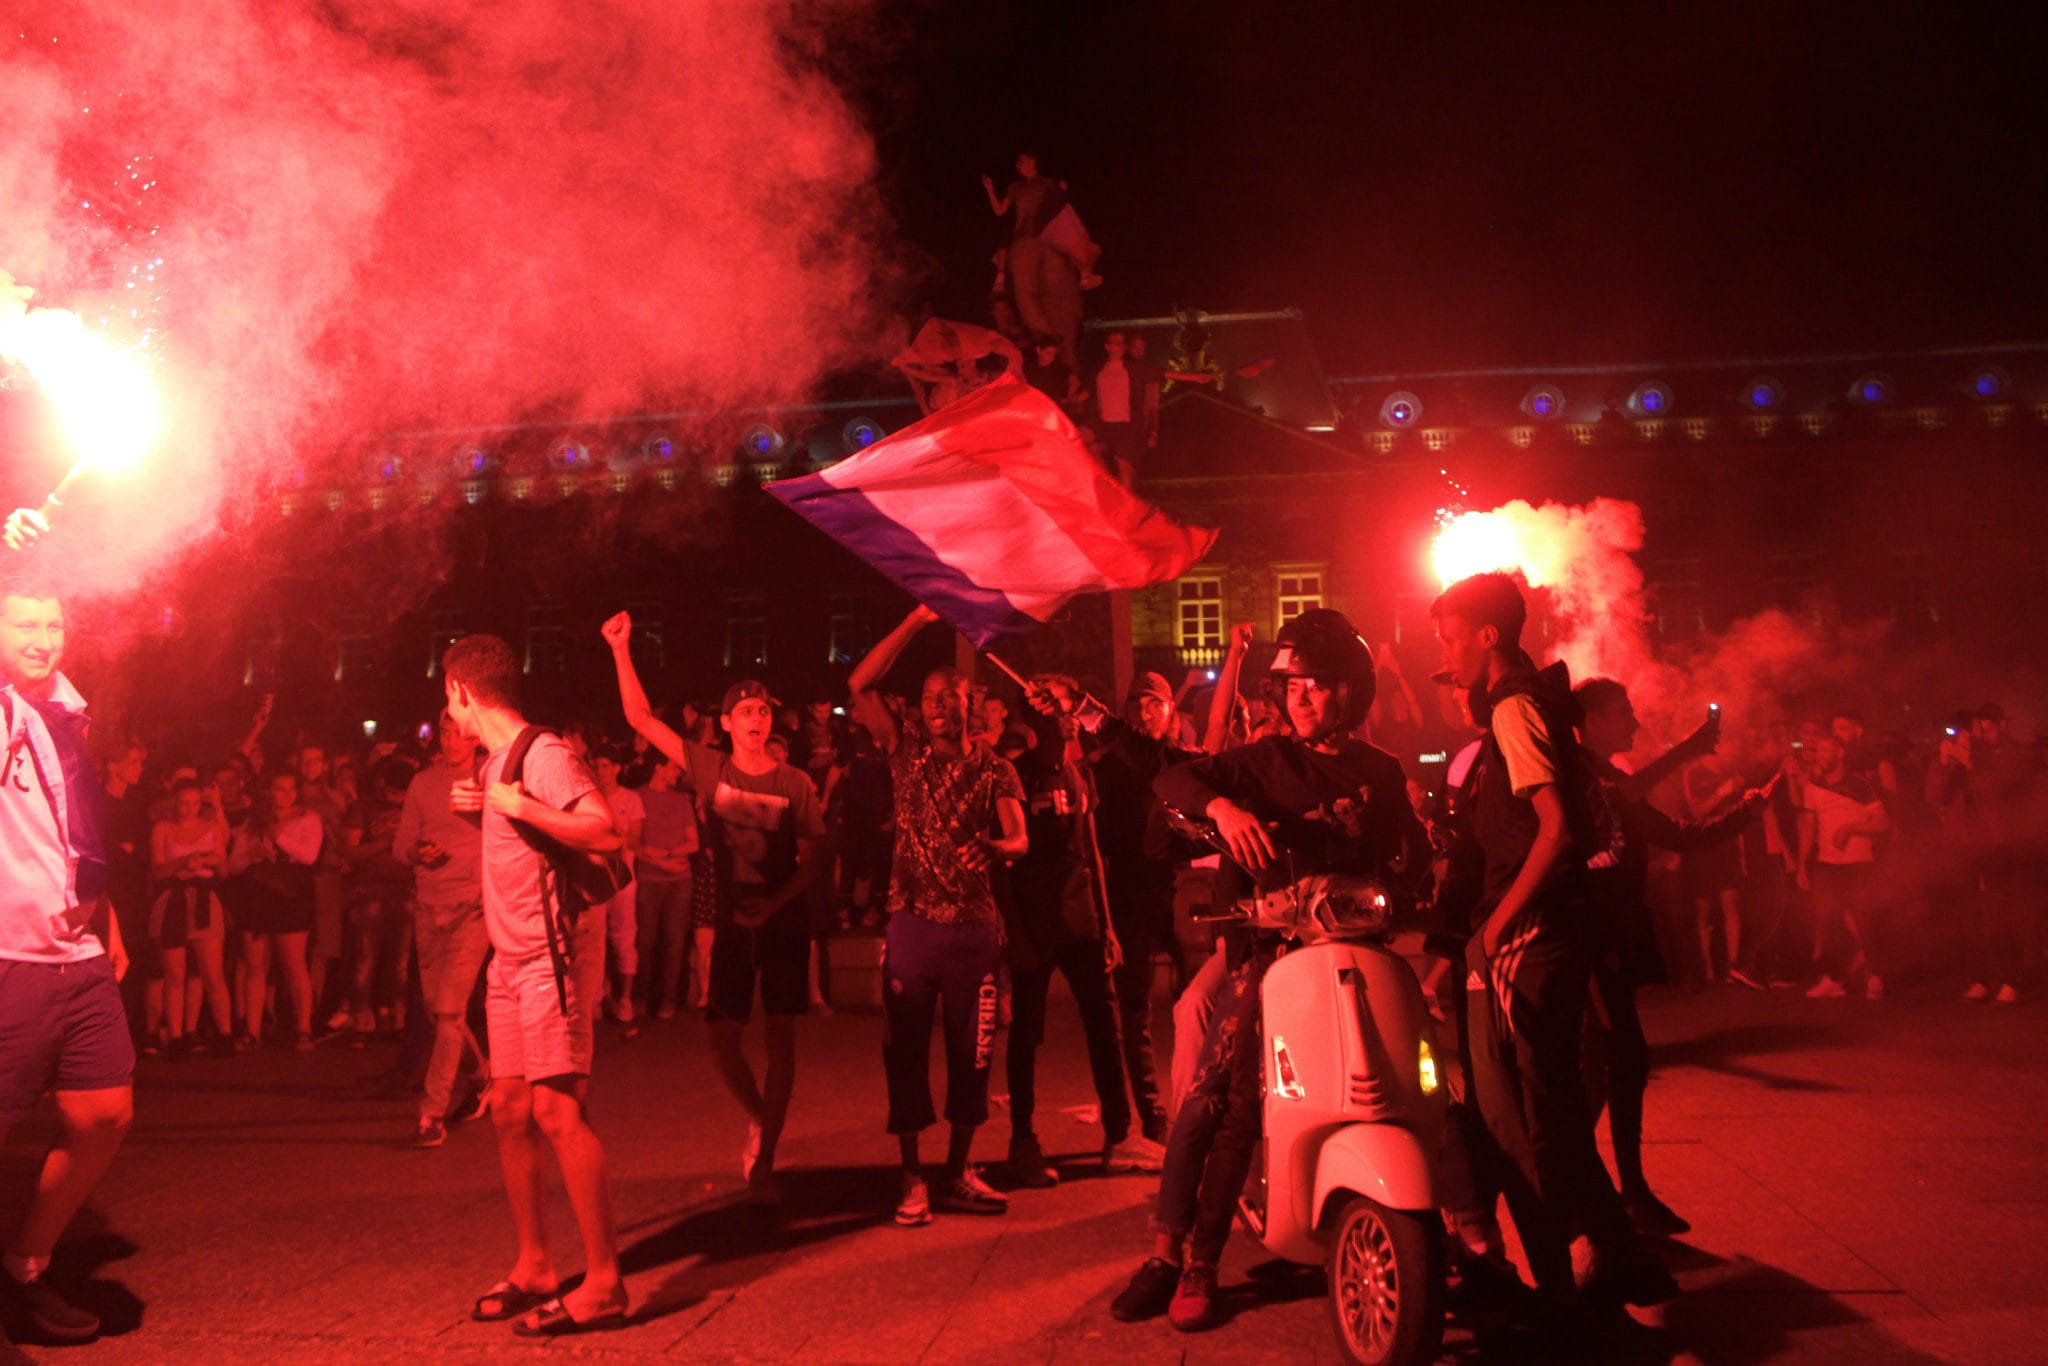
[148,777,234,1054]
[231,770,325,1050]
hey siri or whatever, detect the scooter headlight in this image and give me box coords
[1307,878,1394,936]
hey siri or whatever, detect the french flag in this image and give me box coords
[768,376,1218,648]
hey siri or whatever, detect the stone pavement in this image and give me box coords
[1,976,2043,1364]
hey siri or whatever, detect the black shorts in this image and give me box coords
[0,957,135,1122]
[706,903,809,1025]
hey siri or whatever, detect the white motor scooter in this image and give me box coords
[1192,864,1449,1366]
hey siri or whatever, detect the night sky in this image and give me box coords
[860,0,2048,374]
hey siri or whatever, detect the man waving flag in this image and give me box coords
[767,374,1217,648]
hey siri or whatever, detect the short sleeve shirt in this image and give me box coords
[678,741,824,903]
[887,734,1025,928]
[1800,773,1881,866]
[479,733,599,963]
[636,786,698,884]
[1490,694,1561,799]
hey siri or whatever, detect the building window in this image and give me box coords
[627,600,667,673]
[828,593,868,664]
[1771,552,1821,612]
[1176,575,1224,650]
[426,607,466,678]
[1275,565,1326,623]
[243,614,282,688]
[525,598,565,675]
[726,594,768,669]
[334,615,375,683]
[1889,552,1938,627]
[1652,559,1703,643]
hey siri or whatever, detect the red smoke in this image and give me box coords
[2,1,894,594]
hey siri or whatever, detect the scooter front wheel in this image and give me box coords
[1324,1192,1445,1366]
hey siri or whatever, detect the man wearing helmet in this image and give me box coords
[1111,607,1426,1332]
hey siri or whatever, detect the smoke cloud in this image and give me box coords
[2,1,895,597]
[1438,497,1933,755]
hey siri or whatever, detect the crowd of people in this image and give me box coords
[4,483,2044,1348]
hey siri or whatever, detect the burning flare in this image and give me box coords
[0,271,163,483]
[1431,508,1527,588]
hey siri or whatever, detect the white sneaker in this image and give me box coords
[1864,975,1885,1001]
[894,1173,932,1227]
[1103,1134,1167,1174]
[1995,984,2022,1005]
[1805,976,1846,999]
[614,997,635,1023]
[1962,982,1990,1003]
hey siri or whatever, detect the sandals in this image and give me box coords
[470,1281,553,1323]
[508,1295,630,1337]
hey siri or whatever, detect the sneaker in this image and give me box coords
[1,1269,100,1343]
[1110,1257,1181,1322]
[1805,976,1846,999]
[894,1173,932,1227]
[1005,1137,1058,1189]
[1167,1261,1219,1332]
[932,1166,1009,1216]
[1622,1184,1692,1236]
[1962,982,1990,1003]
[325,1008,353,1031]
[446,1089,489,1126]
[1103,1134,1167,1174]
[1727,966,1764,990]
[653,1004,677,1020]
[614,996,635,1024]
[1864,974,1885,1001]
[1995,984,2022,1005]
[742,1121,763,1182]
[410,1117,448,1150]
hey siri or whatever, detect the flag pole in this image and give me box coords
[983,648,1110,716]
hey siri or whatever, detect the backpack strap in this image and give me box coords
[495,724,575,1016]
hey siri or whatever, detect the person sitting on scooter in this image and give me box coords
[1111,608,1427,1332]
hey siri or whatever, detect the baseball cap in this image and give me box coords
[722,680,775,715]
[1127,671,1174,706]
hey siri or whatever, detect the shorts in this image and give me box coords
[486,951,592,1082]
[707,901,809,1025]
[0,956,136,1122]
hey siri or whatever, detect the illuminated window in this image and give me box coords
[726,594,768,669]
[1176,575,1224,650]
[426,607,465,679]
[1275,566,1326,623]
[828,593,868,664]
[524,598,565,675]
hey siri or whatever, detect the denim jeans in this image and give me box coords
[1151,948,1270,1264]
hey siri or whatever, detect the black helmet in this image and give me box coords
[1269,608,1376,729]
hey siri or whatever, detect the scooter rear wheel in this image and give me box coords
[1324,1192,1445,1366]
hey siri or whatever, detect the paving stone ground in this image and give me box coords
[1,974,2042,1363]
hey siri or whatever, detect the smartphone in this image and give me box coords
[1709,702,1721,718]
[417,721,434,742]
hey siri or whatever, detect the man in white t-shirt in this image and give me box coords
[1795,733,1890,1000]
[442,634,629,1338]
[0,546,134,1344]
